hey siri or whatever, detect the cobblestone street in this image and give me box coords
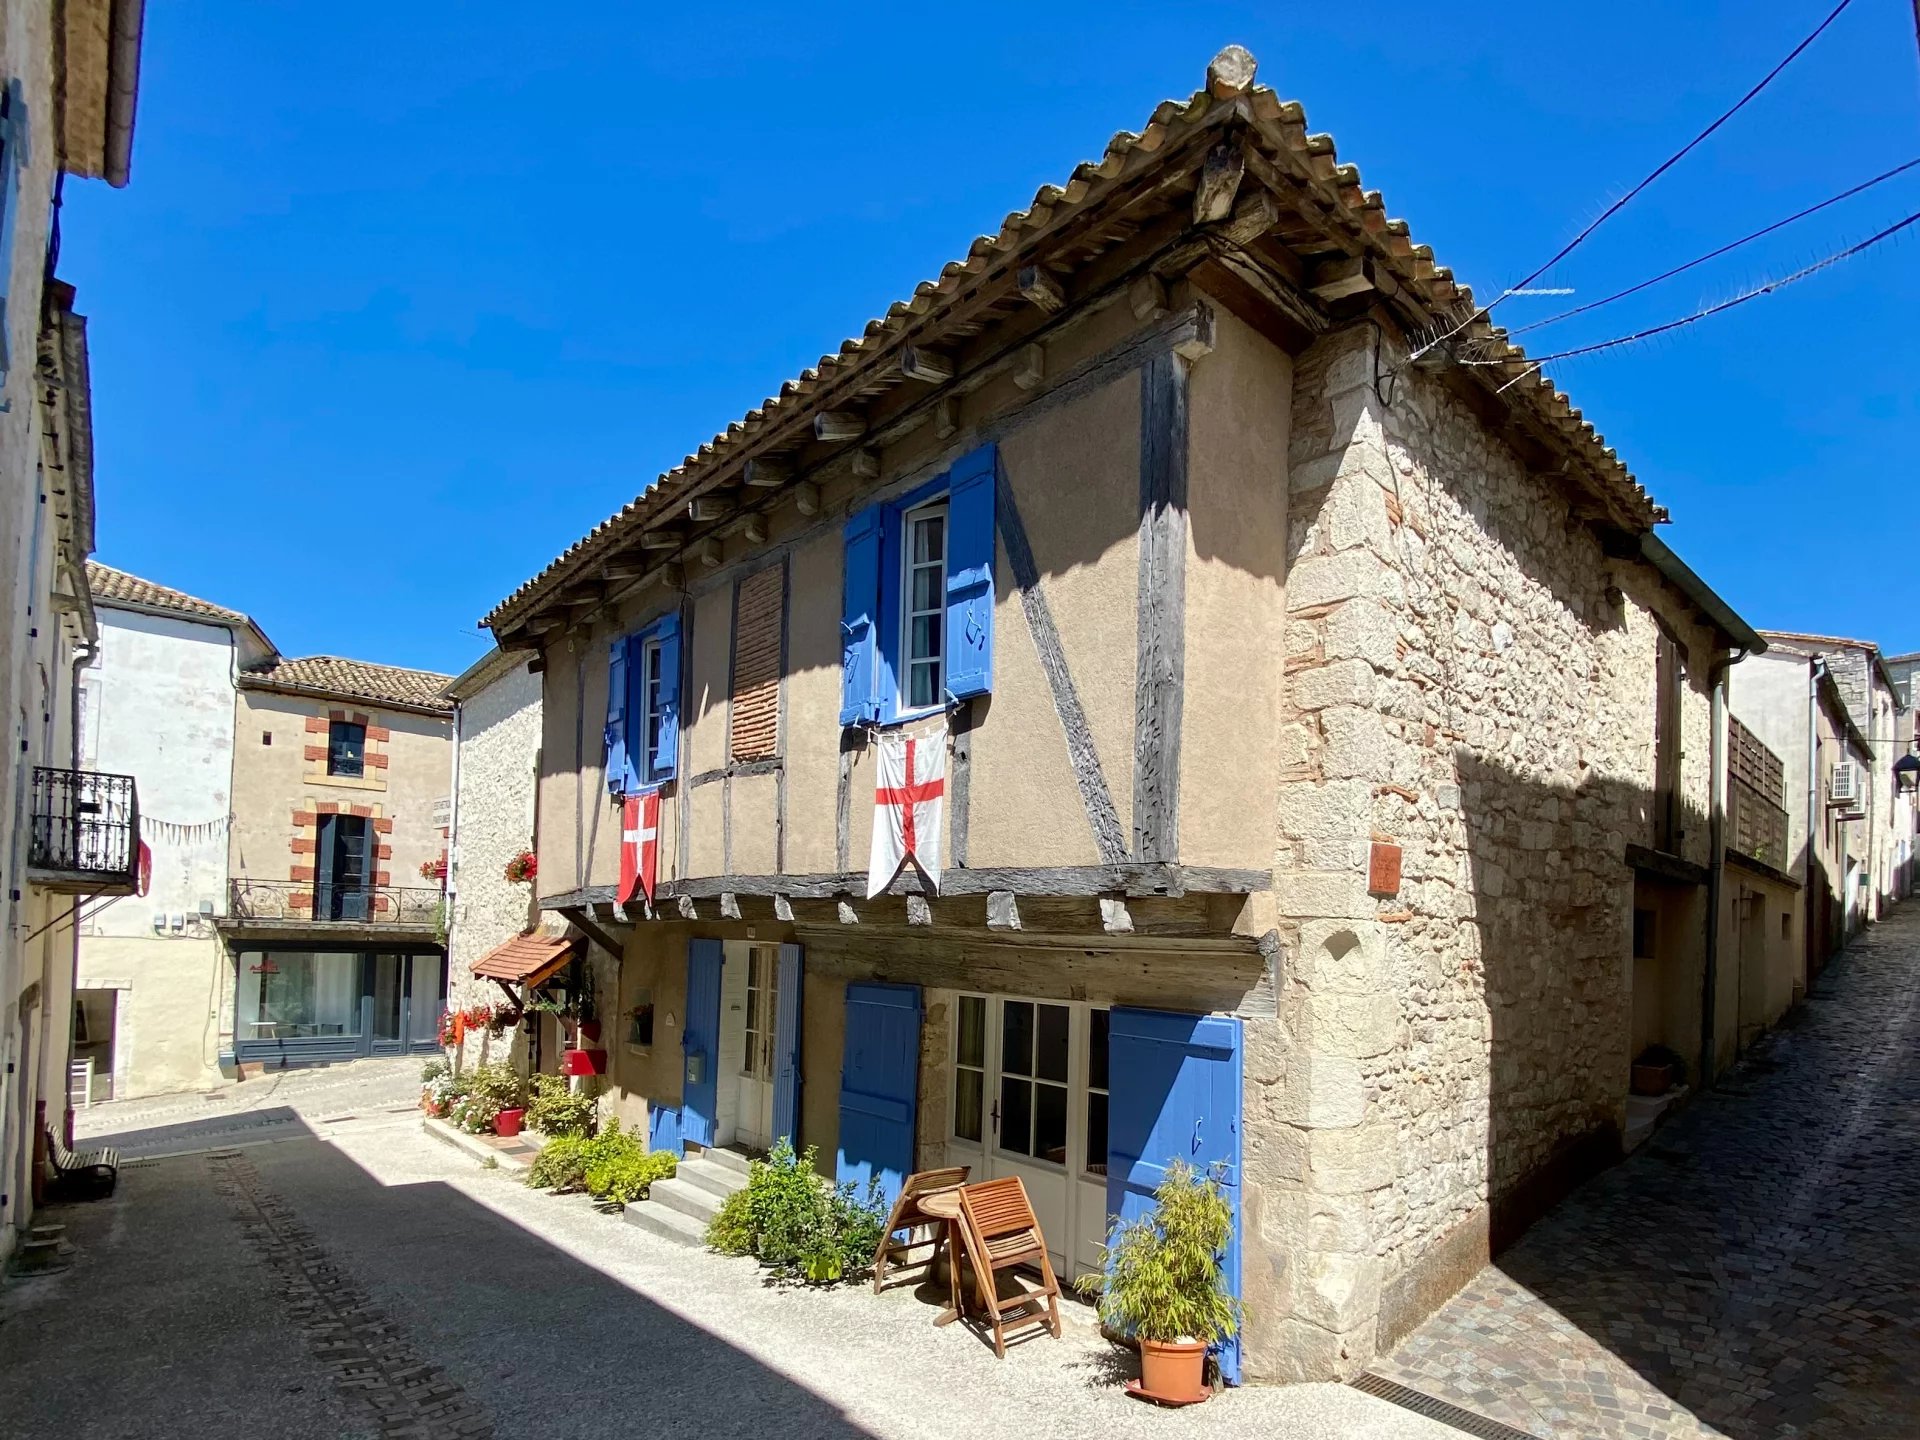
[1374,904,1920,1439]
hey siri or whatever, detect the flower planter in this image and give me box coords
[1630,1062,1677,1097]
[559,1048,607,1077]
[1137,1338,1210,1404]
[493,1107,527,1138]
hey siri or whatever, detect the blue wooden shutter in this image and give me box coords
[647,1102,684,1159]
[1107,1009,1245,1384]
[651,613,682,782]
[0,83,26,387]
[771,943,805,1147]
[836,981,920,1213]
[681,938,724,1148]
[840,506,883,725]
[943,445,997,700]
[605,633,632,796]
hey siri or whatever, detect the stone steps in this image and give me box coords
[624,1146,750,1247]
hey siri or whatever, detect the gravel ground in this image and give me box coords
[4,1103,1455,1439]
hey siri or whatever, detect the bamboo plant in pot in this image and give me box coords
[1077,1160,1239,1404]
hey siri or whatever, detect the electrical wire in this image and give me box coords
[1508,156,1920,336]
[1411,0,1860,360]
[1464,207,1919,376]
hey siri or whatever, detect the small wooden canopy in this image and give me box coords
[471,932,578,987]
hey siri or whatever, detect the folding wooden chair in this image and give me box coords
[872,1166,970,1294]
[956,1177,1063,1357]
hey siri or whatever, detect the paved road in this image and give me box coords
[3,1098,1450,1439]
[1376,904,1920,1439]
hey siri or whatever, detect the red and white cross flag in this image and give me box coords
[867,726,947,899]
[619,790,661,907]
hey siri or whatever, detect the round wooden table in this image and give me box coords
[918,1188,967,1327]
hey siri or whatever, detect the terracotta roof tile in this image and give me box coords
[241,654,455,713]
[472,932,578,984]
[87,562,248,625]
[484,48,1661,635]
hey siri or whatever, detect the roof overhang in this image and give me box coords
[471,932,580,986]
[443,646,537,704]
[60,0,145,187]
[484,48,1664,648]
[235,671,455,718]
[1636,532,1765,656]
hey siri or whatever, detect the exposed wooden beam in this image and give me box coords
[688,496,732,523]
[906,894,932,926]
[720,891,742,920]
[641,528,680,550]
[742,513,769,545]
[814,411,865,442]
[1193,140,1246,224]
[1130,274,1169,322]
[696,537,723,568]
[933,397,958,439]
[1307,255,1374,303]
[601,557,647,581]
[1220,189,1280,248]
[1016,265,1066,314]
[898,346,954,384]
[540,862,1271,907]
[793,482,821,516]
[743,458,791,488]
[557,905,627,959]
[986,890,1021,931]
[1013,343,1045,392]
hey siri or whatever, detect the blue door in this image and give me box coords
[681,938,724,1149]
[648,1102,684,1158]
[771,944,805,1147]
[836,982,921,1212]
[1107,1009,1245,1384]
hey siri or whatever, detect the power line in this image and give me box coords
[1412,0,1860,360]
[1508,156,1920,336]
[1466,207,1918,378]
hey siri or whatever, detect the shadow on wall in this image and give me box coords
[3,1112,884,1440]
[1449,754,1711,1259]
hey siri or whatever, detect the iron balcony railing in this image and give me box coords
[228,877,444,928]
[27,767,140,892]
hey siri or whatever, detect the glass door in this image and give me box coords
[737,945,778,1149]
[370,954,403,1051]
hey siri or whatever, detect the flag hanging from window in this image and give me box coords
[620,790,660,906]
[868,724,947,899]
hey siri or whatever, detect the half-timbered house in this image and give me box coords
[482,48,1763,1383]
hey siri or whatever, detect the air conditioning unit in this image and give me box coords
[1830,761,1862,808]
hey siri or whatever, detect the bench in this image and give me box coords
[45,1128,118,1201]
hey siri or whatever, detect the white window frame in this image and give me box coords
[897,498,949,719]
[638,636,666,784]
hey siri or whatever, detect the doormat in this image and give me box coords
[1351,1373,1544,1440]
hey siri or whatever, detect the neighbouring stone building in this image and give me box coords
[442,646,543,1070]
[217,654,454,1072]
[0,0,146,1268]
[74,565,274,1099]
[474,49,1771,1383]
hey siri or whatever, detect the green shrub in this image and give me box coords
[719,1140,885,1283]
[466,1060,526,1109]
[525,1073,597,1138]
[1075,1160,1239,1345]
[705,1187,755,1255]
[527,1136,587,1192]
[421,1057,450,1084]
[587,1149,677,1205]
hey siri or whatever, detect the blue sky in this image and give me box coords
[62,2,1920,675]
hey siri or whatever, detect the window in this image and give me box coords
[840,445,997,726]
[605,612,680,795]
[328,720,366,777]
[314,814,373,920]
[954,994,986,1143]
[1086,1008,1110,1178]
[1652,628,1686,851]
[998,999,1069,1166]
[900,501,948,714]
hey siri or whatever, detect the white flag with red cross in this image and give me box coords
[619,790,661,907]
[867,725,947,899]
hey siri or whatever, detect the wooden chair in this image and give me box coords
[956,1177,1063,1357]
[872,1166,970,1294]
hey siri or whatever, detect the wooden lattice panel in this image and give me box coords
[729,563,785,762]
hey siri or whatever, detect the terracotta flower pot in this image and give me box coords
[1138,1338,1209,1404]
[1630,1062,1675,1097]
[493,1107,527,1138]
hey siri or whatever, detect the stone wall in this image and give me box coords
[447,660,542,1064]
[1253,320,1718,1380]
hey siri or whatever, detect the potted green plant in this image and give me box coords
[1077,1161,1239,1405]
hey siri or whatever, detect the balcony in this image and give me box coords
[220,878,445,941]
[1729,777,1791,874]
[27,767,141,895]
